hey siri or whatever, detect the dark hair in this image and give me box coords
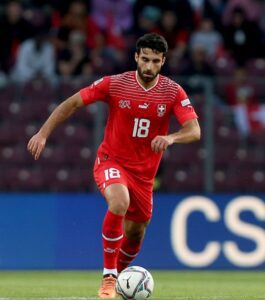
[136,33,168,56]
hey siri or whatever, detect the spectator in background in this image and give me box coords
[134,6,161,37]
[180,45,214,77]
[0,0,32,74]
[89,0,134,72]
[156,10,189,74]
[91,0,130,52]
[179,45,215,99]
[187,0,226,29]
[260,1,265,37]
[55,0,129,75]
[57,30,92,79]
[225,67,258,107]
[133,0,195,31]
[55,0,102,51]
[89,40,128,75]
[11,26,56,84]
[125,5,161,71]
[91,0,133,33]
[53,0,116,73]
[225,67,259,137]
[222,6,262,66]
[189,18,223,60]
[157,10,188,51]
[222,0,264,26]
[133,0,225,41]
[26,0,79,14]
[133,0,169,13]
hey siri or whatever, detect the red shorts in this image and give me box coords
[93,153,153,222]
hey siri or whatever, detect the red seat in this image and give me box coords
[246,59,265,77]
[4,167,45,191]
[50,124,93,146]
[160,164,203,192]
[40,167,94,192]
[21,79,56,102]
[163,144,202,165]
[0,122,26,145]
[0,84,17,102]
[16,100,51,122]
[213,56,236,77]
[214,170,237,192]
[215,125,241,145]
[0,145,33,166]
[59,79,85,99]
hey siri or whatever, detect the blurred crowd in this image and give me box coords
[0,0,265,139]
[0,0,265,192]
[0,0,264,85]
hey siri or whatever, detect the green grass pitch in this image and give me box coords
[0,271,264,299]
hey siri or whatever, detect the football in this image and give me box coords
[116,266,154,300]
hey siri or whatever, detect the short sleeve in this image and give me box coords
[79,76,110,105]
[173,85,198,125]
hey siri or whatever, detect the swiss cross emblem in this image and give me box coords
[119,100,131,109]
[157,104,166,117]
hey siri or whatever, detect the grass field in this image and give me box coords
[0,271,264,300]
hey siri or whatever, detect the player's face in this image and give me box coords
[135,48,165,85]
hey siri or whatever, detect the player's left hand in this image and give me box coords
[151,135,174,153]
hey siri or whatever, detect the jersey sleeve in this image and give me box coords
[79,76,110,105]
[173,85,198,124]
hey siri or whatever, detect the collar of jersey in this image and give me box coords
[135,71,159,92]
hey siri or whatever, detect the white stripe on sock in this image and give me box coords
[102,233,123,241]
[120,248,138,258]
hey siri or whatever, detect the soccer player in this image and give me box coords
[27,33,201,299]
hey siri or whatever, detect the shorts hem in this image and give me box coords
[124,214,152,223]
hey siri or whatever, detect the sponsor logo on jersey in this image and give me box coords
[181,98,191,106]
[138,103,149,109]
[157,104,166,117]
[119,100,131,109]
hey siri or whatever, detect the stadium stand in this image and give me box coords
[0,0,264,193]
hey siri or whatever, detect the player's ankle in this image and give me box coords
[103,268,118,278]
[103,273,117,279]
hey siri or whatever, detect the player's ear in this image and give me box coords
[135,52,139,63]
[161,56,166,66]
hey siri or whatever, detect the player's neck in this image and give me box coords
[136,71,159,91]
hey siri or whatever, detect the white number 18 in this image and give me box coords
[132,118,150,138]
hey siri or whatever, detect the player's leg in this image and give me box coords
[98,183,130,299]
[102,183,130,277]
[117,177,153,273]
[117,219,149,273]
[93,157,130,298]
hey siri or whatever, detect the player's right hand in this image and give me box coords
[27,133,47,160]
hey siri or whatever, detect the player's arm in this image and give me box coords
[151,118,200,153]
[27,92,84,160]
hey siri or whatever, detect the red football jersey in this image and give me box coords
[80,71,198,182]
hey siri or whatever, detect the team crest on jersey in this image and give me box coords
[119,99,131,109]
[157,104,166,117]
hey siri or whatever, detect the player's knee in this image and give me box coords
[105,183,130,215]
[108,197,129,215]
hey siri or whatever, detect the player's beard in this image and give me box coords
[137,66,160,83]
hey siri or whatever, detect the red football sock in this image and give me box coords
[102,210,124,270]
[117,235,142,273]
